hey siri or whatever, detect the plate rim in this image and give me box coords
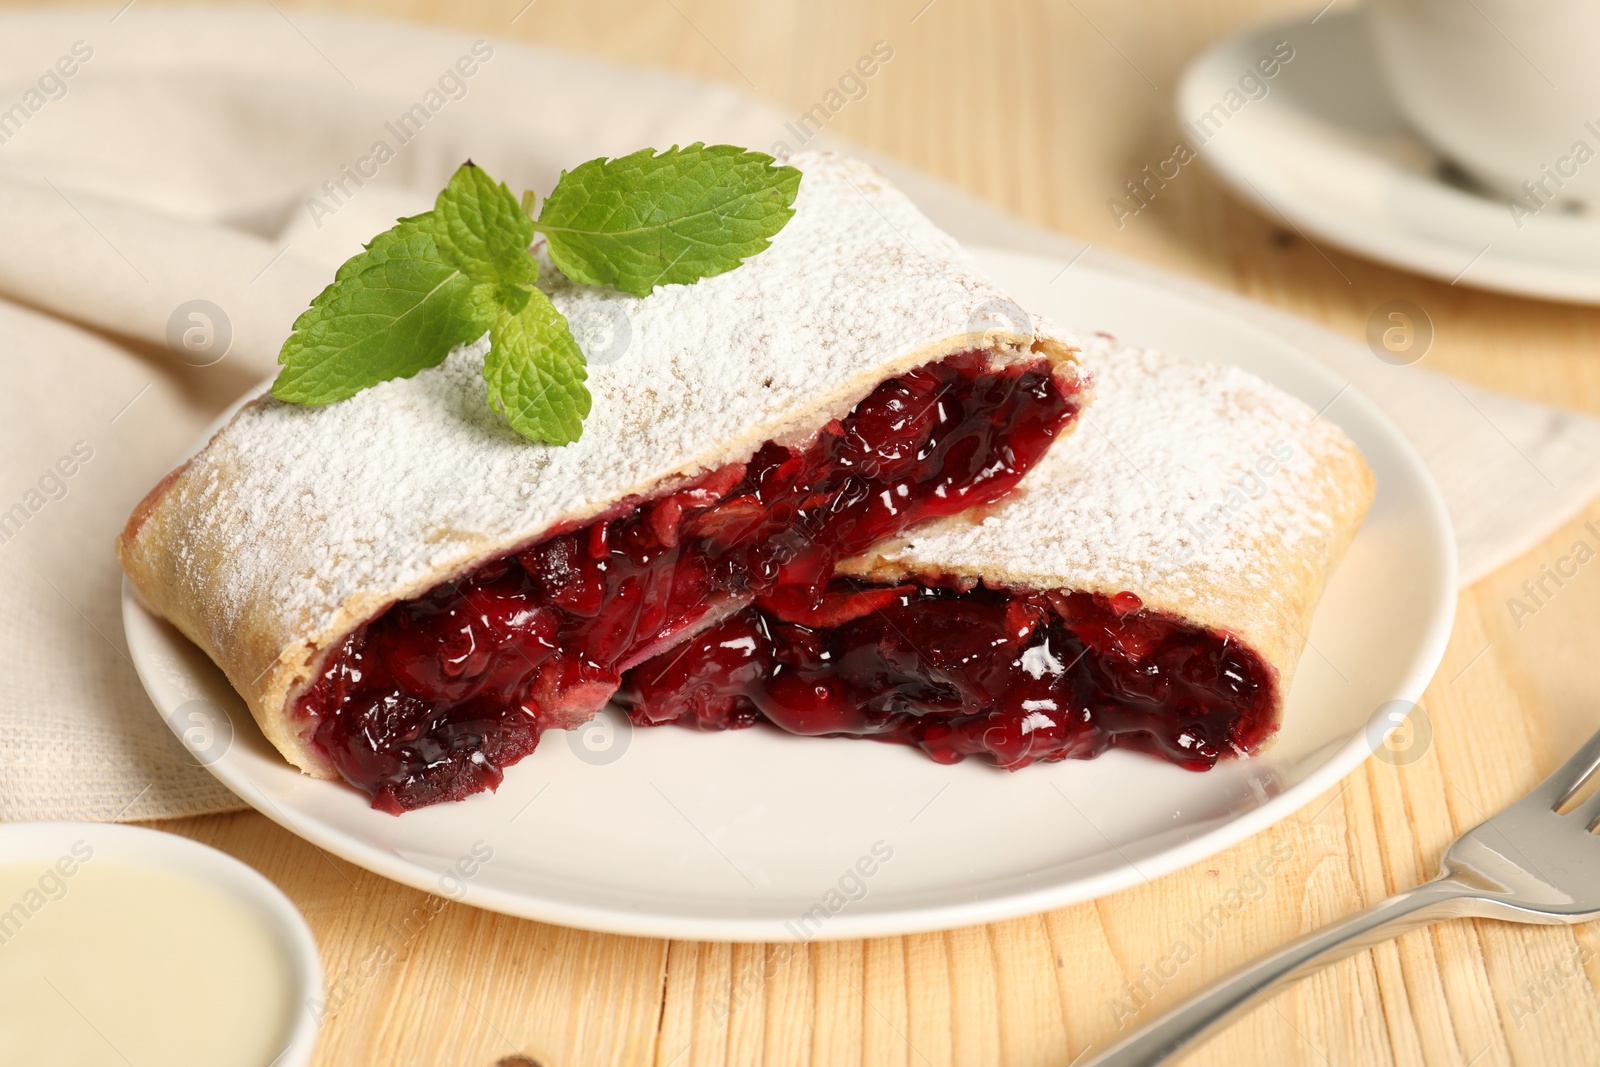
[122,248,1458,941]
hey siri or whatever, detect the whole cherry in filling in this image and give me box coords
[617,582,1279,771]
[296,352,1079,812]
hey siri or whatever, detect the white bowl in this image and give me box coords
[0,821,322,1067]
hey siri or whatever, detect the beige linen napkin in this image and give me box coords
[2,6,1597,821]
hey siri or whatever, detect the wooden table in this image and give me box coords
[103,0,1600,1062]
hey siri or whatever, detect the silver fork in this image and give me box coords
[1083,728,1600,1066]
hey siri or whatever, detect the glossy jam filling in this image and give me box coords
[617,582,1278,770]
[295,352,1079,812]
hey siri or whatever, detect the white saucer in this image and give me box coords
[1179,10,1600,303]
[122,249,1456,941]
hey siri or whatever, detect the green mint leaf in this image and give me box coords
[271,216,491,405]
[429,162,538,288]
[483,289,591,445]
[534,143,801,297]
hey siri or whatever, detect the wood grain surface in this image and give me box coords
[25,0,1600,1063]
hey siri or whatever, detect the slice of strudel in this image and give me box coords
[118,152,1084,812]
[618,335,1375,770]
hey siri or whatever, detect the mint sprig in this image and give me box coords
[271,145,802,445]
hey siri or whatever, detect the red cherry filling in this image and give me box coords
[617,582,1279,770]
[295,353,1079,812]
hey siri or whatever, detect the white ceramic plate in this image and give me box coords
[1180,11,1600,303]
[122,249,1456,941]
[0,821,322,1066]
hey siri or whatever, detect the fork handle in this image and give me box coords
[1080,877,1483,1066]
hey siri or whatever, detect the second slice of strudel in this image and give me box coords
[619,335,1375,769]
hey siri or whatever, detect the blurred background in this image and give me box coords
[9,0,1578,407]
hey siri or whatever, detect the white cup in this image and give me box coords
[1367,0,1600,210]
